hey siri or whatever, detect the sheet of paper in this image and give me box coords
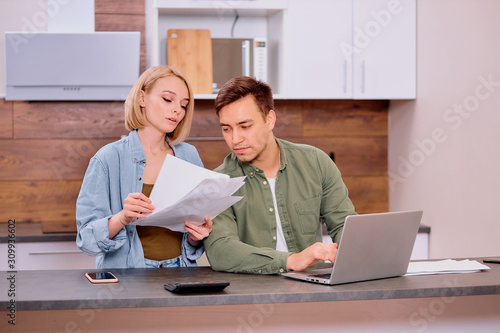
[149,154,229,212]
[139,194,243,232]
[134,155,245,232]
[405,259,490,276]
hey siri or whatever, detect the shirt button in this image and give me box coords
[133,158,137,162]
[129,231,133,236]
[258,269,262,273]
[279,268,284,273]
[269,207,274,212]
[250,172,254,176]
[138,177,142,181]
[256,168,260,172]
[263,180,267,185]
[273,236,277,241]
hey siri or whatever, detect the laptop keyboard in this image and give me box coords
[310,273,332,279]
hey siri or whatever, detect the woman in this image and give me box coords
[76,65,212,269]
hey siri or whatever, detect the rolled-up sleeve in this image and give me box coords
[180,233,205,266]
[76,157,127,256]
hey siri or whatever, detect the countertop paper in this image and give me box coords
[405,259,490,276]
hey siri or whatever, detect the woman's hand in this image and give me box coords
[109,192,154,239]
[121,192,154,224]
[185,217,213,247]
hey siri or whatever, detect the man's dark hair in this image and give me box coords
[214,76,274,119]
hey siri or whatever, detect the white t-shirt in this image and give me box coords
[267,177,288,252]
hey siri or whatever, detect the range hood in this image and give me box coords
[5,32,140,101]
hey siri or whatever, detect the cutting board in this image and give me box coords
[167,29,213,94]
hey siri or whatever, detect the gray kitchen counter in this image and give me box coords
[1,258,499,311]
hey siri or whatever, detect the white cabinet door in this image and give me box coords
[352,0,416,99]
[0,241,95,271]
[284,0,352,99]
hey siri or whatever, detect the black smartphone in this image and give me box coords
[483,257,500,264]
[85,272,119,284]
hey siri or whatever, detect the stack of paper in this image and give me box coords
[405,259,491,276]
[134,154,245,232]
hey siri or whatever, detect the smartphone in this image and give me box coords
[483,257,500,264]
[85,272,119,284]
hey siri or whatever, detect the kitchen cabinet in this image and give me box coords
[284,0,353,99]
[0,241,95,271]
[0,240,215,270]
[284,0,416,99]
[352,0,416,99]
[145,0,416,100]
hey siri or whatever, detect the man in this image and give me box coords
[204,76,356,274]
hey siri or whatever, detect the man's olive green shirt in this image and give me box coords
[204,139,356,274]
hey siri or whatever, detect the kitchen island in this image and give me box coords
[1,259,499,332]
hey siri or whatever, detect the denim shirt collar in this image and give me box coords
[128,130,177,164]
[128,130,146,164]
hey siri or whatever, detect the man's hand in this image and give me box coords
[185,217,213,247]
[286,242,338,271]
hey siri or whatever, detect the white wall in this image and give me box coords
[389,0,500,259]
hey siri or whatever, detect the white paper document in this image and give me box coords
[405,259,490,276]
[134,154,245,232]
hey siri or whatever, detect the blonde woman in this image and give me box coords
[76,66,212,269]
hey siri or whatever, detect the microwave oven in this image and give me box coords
[212,37,268,93]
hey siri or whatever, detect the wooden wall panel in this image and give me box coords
[13,101,128,139]
[0,99,13,138]
[302,100,388,137]
[188,136,387,177]
[1,102,389,229]
[95,0,144,15]
[0,181,81,232]
[297,137,387,176]
[343,176,388,214]
[0,139,114,181]
[187,139,230,171]
[191,100,388,139]
[189,100,224,138]
[271,100,305,138]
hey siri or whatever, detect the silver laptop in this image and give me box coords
[282,210,423,285]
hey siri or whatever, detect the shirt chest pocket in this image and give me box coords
[294,197,321,235]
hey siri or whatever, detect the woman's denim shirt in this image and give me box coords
[76,130,205,268]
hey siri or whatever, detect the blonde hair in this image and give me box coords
[125,65,194,145]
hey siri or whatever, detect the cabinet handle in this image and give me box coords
[360,60,365,94]
[29,250,82,255]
